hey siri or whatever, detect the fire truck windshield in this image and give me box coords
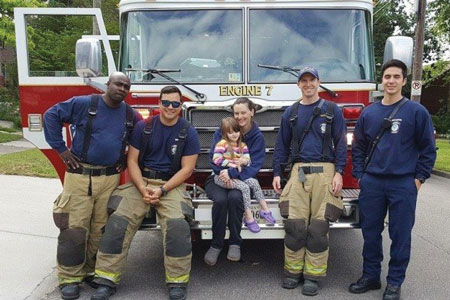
[249,9,374,83]
[120,9,243,84]
[120,8,373,84]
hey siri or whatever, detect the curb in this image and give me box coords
[431,169,450,179]
[25,268,58,300]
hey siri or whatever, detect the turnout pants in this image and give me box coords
[93,178,193,286]
[358,173,417,286]
[279,162,342,280]
[53,168,120,285]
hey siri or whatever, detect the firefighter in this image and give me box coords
[90,86,200,300]
[272,67,347,296]
[349,59,436,300]
[44,72,140,300]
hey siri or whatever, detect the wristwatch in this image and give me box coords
[336,168,344,175]
[417,178,426,184]
[159,185,168,196]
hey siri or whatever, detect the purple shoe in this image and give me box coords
[245,219,261,233]
[260,210,276,224]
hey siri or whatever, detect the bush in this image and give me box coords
[432,105,450,135]
[0,86,21,129]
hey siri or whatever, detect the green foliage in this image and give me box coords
[0,0,45,47]
[430,0,450,43]
[432,107,450,135]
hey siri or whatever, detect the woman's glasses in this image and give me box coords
[161,100,181,108]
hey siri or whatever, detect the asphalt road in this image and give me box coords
[2,174,449,300]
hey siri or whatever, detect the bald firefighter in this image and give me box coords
[44,72,140,300]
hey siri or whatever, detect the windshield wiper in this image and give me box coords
[258,64,338,98]
[125,68,207,103]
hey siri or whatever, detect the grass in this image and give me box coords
[0,131,22,143]
[0,126,20,133]
[435,139,450,173]
[0,148,58,178]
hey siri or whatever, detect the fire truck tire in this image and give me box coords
[284,219,307,251]
[306,219,329,253]
[165,218,192,257]
[99,214,128,254]
[57,228,87,266]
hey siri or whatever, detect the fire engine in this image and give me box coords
[14,0,413,239]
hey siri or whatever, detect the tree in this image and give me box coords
[0,0,45,47]
[431,0,450,43]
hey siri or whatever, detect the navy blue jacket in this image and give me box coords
[209,122,265,181]
[352,98,436,180]
[273,99,347,176]
[44,95,141,166]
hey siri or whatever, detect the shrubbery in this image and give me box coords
[432,105,450,136]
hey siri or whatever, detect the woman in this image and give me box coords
[204,97,266,266]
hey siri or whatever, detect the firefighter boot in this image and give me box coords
[282,274,303,289]
[60,283,80,300]
[302,279,319,296]
[168,284,187,300]
[90,285,116,300]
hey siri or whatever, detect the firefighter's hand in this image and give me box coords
[332,172,343,196]
[146,187,162,205]
[273,176,282,194]
[59,150,80,169]
[115,160,127,173]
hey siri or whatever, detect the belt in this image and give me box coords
[142,169,172,181]
[299,166,323,174]
[67,166,119,176]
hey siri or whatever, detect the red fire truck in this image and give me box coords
[14,0,412,239]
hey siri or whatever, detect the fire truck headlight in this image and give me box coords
[346,132,353,146]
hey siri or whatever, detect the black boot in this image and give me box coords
[168,285,187,300]
[302,279,319,296]
[90,284,116,300]
[83,275,98,289]
[348,276,381,294]
[281,274,303,289]
[383,284,401,300]
[60,283,80,300]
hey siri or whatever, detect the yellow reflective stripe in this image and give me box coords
[95,269,121,284]
[284,260,304,273]
[165,272,189,283]
[59,276,84,285]
[304,263,327,276]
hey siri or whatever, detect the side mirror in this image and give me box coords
[76,38,102,78]
[383,36,413,75]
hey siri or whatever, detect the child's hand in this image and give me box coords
[237,165,242,172]
[238,157,248,166]
[228,163,238,168]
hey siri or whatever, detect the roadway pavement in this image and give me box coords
[1,173,450,300]
[0,138,35,155]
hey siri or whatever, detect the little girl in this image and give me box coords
[212,117,276,233]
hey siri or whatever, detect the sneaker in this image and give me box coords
[227,245,241,261]
[302,279,319,296]
[260,210,276,224]
[204,247,221,266]
[245,219,261,233]
[60,283,80,300]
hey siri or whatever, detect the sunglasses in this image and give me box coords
[161,100,181,108]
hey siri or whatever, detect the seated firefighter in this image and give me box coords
[91,86,200,300]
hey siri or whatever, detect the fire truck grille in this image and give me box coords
[186,105,285,171]
[189,109,284,127]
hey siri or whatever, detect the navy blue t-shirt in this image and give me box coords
[273,99,347,176]
[44,95,141,166]
[352,98,436,180]
[130,116,200,172]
